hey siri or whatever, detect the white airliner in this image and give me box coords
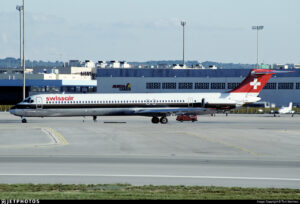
[10,69,278,124]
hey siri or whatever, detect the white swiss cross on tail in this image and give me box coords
[250,78,261,90]
[229,69,291,93]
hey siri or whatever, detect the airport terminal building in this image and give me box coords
[0,79,96,104]
[2,59,300,107]
[0,64,97,104]
[97,68,300,107]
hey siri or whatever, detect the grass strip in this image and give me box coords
[0,184,299,200]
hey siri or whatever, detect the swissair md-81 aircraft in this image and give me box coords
[10,69,280,124]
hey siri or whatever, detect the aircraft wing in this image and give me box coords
[134,107,216,117]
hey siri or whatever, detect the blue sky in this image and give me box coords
[0,0,299,64]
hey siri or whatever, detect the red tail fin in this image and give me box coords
[229,69,274,93]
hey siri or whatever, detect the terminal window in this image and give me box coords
[278,83,294,89]
[227,83,240,89]
[263,83,277,89]
[146,82,161,89]
[211,83,226,89]
[46,86,60,92]
[162,83,176,89]
[30,86,46,92]
[296,83,300,89]
[195,83,209,89]
[179,83,193,89]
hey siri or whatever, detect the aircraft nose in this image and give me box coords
[9,106,16,115]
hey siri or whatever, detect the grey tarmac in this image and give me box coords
[0,112,299,189]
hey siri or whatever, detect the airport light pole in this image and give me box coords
[16,5,23,68]
[252,25,264,68]
[22,0,26,100]
[181,21,186,66]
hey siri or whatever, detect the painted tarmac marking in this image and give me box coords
[42,127,69,145]
[183,132,263,157]
[0,126,68,148]
[0,174,299,182]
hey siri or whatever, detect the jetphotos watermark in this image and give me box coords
[1,200,40,204]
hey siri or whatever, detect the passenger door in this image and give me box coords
[36,96,43,109]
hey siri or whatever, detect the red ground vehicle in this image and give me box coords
[176,115,198,122]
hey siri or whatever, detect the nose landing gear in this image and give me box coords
[21,117,27,123]
[151,117,168,124]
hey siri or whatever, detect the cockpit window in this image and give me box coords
[23,97,34,103]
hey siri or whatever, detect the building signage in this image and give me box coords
[112,83,131,91]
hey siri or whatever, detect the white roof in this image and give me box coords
[62,80,97,86]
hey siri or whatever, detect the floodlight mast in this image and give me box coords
[252,25,264,67]
[181,21,186,66]
[16,0,25,100]
[22,0,26,100]
[16,5,23,67]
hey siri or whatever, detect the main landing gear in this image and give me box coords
[151,116,168,124]
[93,116,97,122]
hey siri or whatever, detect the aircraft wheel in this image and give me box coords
[93,116,97,122]
[151,117,159,124]
[160,117,168,124]
[21,118,27,123]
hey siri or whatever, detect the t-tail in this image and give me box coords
[227,69,291,106]
[288,102,293,110]
[229,69,275,94]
